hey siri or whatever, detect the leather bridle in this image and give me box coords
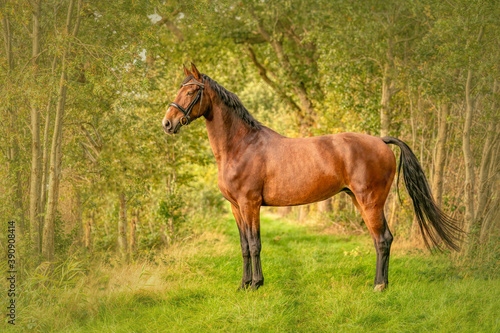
[168,77,205,132]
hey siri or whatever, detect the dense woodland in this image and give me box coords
[1,0,498,273]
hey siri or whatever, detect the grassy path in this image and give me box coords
[15,214,500,332]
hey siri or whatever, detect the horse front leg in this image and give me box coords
[238,201,264,290]
[248,224,263,290]
[231,204,252,290]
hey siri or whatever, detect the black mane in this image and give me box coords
[194,74,261,130]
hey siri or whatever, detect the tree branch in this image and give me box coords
[157,10,184,41]
[252,15,317,129]
[246,45,301,113]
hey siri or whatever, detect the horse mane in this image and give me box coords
[198,74,262,130]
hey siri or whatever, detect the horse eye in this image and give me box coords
[186,91,194,96]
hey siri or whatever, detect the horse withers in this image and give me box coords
[162,63,462,291]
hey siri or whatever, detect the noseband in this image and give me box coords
[169,77,205,131]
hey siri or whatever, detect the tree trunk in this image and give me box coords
[380,37,398,137]
[118,193,128,259]
[73,189,83,247]
[409,86,417,149]
[476,122,496,218]
[331,196,339,215]
[2,12,25,236]
[479,141,500,243]
[7,116,25,238]
[298,205,310,221]
[40,57,57,237]
[167,217,174,245]
[476,80,498,222]
[318,198,333,213]
[464,26,486,245]
[42,0,81,261]
[12,144,25,236]
[462,68,475,234]
[39,102,51,234]
[479,193,499,243]
[84,210,93,251]
[29,0,42,253]
[432,103,449,207]
[380,63,392,137]
[148,218,155,235]
[129,209,138,253]
[42,74,66,260]
[1,8,14,70]
[160,224,168,248]
[277,206,292,217]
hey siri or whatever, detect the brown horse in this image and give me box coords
[162,63,461,291]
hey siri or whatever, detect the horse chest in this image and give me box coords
[217,169,239,203]
[217,163,260,204]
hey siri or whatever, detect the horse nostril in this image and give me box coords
[164,119,171,129]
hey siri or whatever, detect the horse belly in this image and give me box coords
[261,163,345,206]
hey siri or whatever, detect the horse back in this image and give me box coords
[259,131,396,206]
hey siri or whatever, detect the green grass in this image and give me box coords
[5,214,500,332]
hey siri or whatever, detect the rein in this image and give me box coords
[169,77,205,132]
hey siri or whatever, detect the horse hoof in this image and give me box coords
[251,280,264,291]
[237,282,252,292]
[373,283,386,292]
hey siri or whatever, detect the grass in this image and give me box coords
[4,213,499,332]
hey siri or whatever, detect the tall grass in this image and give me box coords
[2,213,499,332]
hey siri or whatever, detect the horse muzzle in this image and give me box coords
[162,117,179,134]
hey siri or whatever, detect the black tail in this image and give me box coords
[382,136,462,251]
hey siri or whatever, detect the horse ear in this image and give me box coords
[183,64,192,77]
[191,62,201,80]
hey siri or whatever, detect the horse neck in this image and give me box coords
[204,94,255,164]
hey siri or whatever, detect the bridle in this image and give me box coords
[168,77,205,132]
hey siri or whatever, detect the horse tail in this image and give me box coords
[382,136,462,251]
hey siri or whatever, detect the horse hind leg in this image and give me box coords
[372,212,393,291]
[348,193,393,291]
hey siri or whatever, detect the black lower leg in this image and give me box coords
[241,254,252,289]
[248,227,264,289]
[374,242,384,286]
[251,254,264,289]
[381,226,393,285]
[374,226,393,287]
[238,227,252,289]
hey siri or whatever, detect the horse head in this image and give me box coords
[162,63,210,134]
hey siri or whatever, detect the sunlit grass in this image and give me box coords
[4,214,499,332]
